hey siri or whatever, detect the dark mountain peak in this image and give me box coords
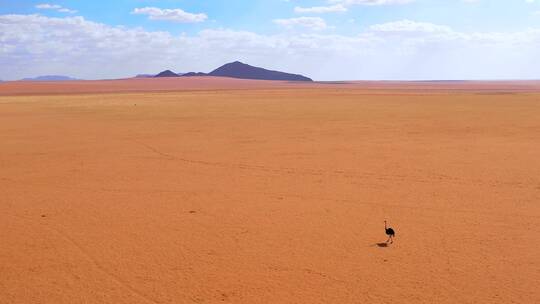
[182,72,208,77]
[209,61,312,82]
[155,70,180,78]
[227,61,246,66]
[156,61,312,82]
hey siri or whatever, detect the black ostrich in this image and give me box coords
[385,220,395,244]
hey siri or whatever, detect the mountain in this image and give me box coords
[208,61,312,82]
[177,61,312,81]
[182,72,209,77]
[154,70,181,78]
[22,75,78,81]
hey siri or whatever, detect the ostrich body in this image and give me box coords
[385,221,395,243]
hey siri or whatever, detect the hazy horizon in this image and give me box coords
[1,0,540,81]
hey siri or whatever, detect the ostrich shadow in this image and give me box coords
[375,242,389,248]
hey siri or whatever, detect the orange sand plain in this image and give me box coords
[2,77,540,96]
[1,80,539,303]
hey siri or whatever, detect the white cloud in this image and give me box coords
[292,0,413,16]
[35,3,77,14]
[58,8,76,13]
[294,4,347,13]
[36,4,61,9]
[273,17,329,30]
[369,19,453,33]
[330,0,414,6]
[1,15,540,81]
[132,7,207,23]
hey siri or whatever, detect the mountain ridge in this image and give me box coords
[154,70,181,78]
[208,61,312,81]
[154,61,312,82]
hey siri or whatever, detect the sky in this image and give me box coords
[1,0,540,80]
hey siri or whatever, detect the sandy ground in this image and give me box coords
[1,82,539,303]
[2,77,540,96]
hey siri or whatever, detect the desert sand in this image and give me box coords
[1,79,539,303]
[2,77,540,96]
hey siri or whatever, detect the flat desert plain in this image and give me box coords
[1,79,539,304]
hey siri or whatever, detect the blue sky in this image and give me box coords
[1,0,540,80]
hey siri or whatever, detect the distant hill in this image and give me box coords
[175,61,312,82]
[209,61,312,81]
[182,72,208,77]
[22,75,78,81]
[154,70,182,78]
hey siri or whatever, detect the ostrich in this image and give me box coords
[385,220,395,244]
